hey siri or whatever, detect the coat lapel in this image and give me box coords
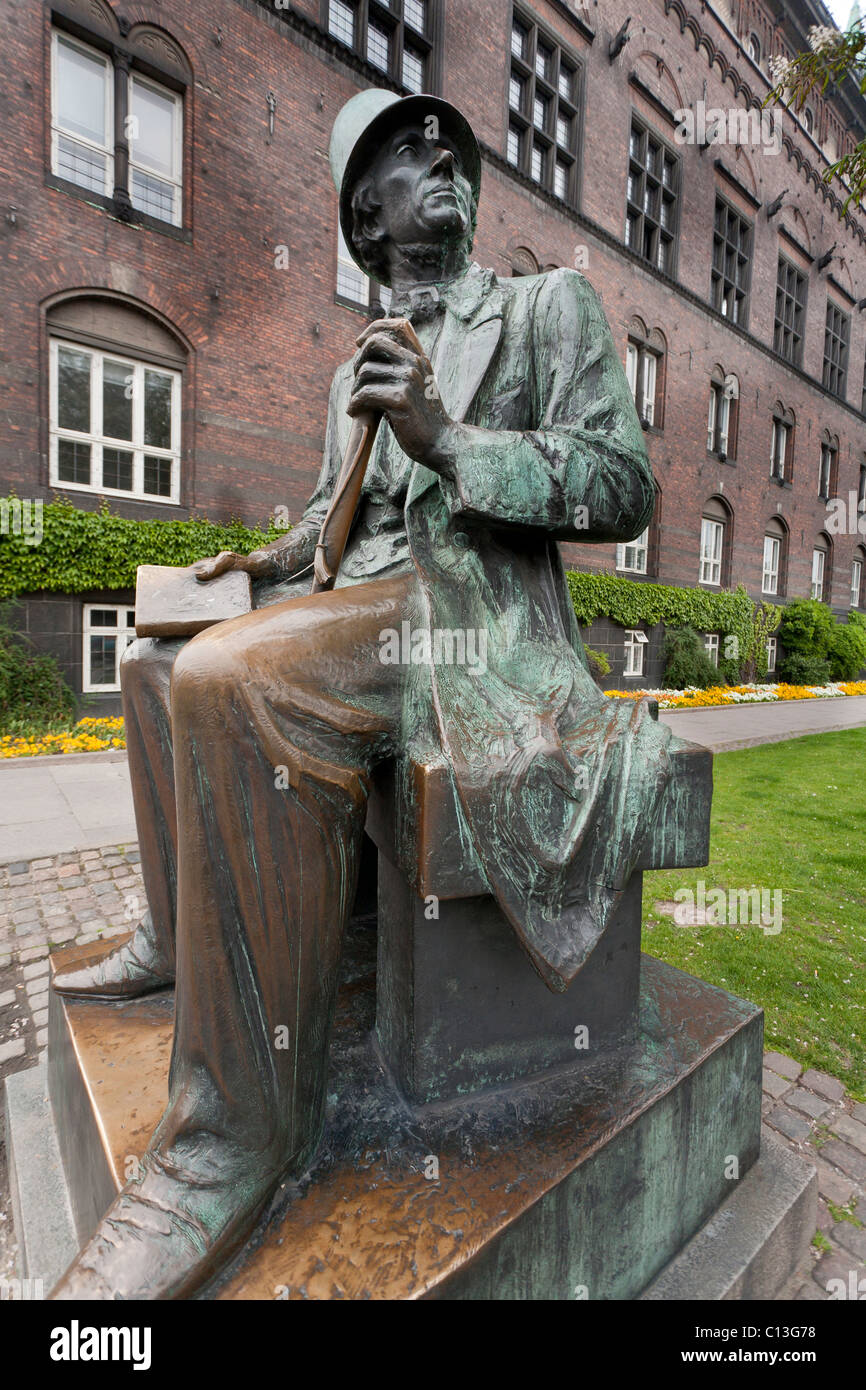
[406,281,503,507]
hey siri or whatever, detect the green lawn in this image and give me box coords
[642,729,866,1101]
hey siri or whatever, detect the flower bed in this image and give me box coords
[605,681,866,710]
[0,716,126,759]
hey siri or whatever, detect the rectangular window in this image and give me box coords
[329,1,434,92]
[819,441,837,500]
[616,527,649,575]
[50,340,181,503]
[625,341,659,428]
[762,535,780,594]
[711,199,752,327]
[700,518,724,586]
[623,629,646,677]
[766,635,777,674]
[704,633,720,667]
[507,10,580,204]
[774,258,807,365]
[51,29,183,225]
[83,605,136,693]
[51,31,112,196]
[626,119,679,275]
[771,420,788,480]
[129,75,183,227]
[851,560,862,609]
[823,301,850,399]
[335,221,391,312]
[811,548,825,601]
[859,463,866,514]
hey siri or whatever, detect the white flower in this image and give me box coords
[808,25,839,56]
[768,54,794,88]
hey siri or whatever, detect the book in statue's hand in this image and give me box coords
[135,564,253,638]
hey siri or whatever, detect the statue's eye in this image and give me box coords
[396,140,419,157]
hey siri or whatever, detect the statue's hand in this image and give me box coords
[348,318,459,474]
[194,550,280,583]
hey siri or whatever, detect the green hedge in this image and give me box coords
[0,497,285,600]
[0,499,776,685]
[566,572,769,683]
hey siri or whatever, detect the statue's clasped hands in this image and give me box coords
[348,317,458,474]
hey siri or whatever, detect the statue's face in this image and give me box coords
[365,120,474,248]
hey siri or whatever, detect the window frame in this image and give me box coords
[616,526,649,575]
[699,515,725,587]
[811,545,827,602]
[325,0,438,95]
[625,334,664,430]
[625,115,680,277]
[82,603,136,694]
[507,7,581,205]
[49,337,182,504]
[704,632,720,667]
[773,256,807,366]
[711,197,752,328]
[823,300,850,400]
[818,435,838,502]
[128,71,184,228]
[335,218,392,313]
[49,24,186,230]
[623,628,646,678]
[51,29,114,198]
[762,534,781,595]
[766,635,777,674]
[851,558,863,610]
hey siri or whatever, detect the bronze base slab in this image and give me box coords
[46,926,763,1300]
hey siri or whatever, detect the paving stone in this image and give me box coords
[22,959,48,979]
[125,850,141,863]
[832,1115,866,1156]
[853,1103,866,1125]
[801,1070,846,1102]
[794,1278,828,1300]
[815,1199,834,1234]
[31,1009,48,1028]
[27,992,48,1013]
[0,1038,26,1063]
[17,946,48,962]
[767,1105,812,1142]
[81,850,100,860]
[833,1219,866,1261]
[57,853,80,865]
[56,863,79,879]
[59,877,85,890]
[0,989,17,1009]
[812,1250,866,1297]
[47,926,81,944]
[822,1140,866,1183]
[814,1159,858,1206]
[30,858,52,870]
[762,1068,792,1100]
[787,1089,834,1120]
[64,888,89,901]
[0,953,11,970]
[7,862,29,876]
[36,1028,48,1048]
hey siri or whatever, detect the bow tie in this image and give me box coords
[387,283,446,325]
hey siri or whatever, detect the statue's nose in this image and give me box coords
[430,146,455,178]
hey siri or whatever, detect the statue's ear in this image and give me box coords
[355,205,386,248]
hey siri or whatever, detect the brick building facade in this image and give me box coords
[1,0,865,700]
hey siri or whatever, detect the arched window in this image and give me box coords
[851,546,865,610]
[748,34,761,65]
[624,318,665,429]
[770,402,795,483]
[762,516,788,597]
[707,367,739,460]
[699,496,732,588]
[510,246,540,277]
[616,481,661,577]
[818,430,839,501]
[803,107,814,136]
[811,533,833,603]
[47,295,186,503]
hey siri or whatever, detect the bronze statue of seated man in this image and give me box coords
[51,88,674,1300]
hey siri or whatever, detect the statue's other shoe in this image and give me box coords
[52,914,174,1000]
[50,1156,275,1301]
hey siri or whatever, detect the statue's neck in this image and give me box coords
[386,240,471,294]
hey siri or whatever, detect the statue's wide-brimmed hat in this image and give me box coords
[329,88,481,283]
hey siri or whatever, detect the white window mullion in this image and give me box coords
[92,353,103,491]
[132,361,144,496]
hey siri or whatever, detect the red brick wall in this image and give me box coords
[1,0,865,614]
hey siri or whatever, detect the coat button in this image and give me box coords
[453,531,470,549]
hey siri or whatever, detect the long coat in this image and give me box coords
[270,263,674,992]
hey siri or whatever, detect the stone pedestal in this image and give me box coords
[5,927,814,1300]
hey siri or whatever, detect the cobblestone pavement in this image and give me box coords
[1,846,864,1298]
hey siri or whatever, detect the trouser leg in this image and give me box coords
[52,574,410,1299]
[52,636,183,997]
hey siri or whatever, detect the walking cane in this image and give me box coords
[311,317,425,594]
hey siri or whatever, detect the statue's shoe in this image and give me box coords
[52,916,174,1000]
[49,1159,274,1301]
